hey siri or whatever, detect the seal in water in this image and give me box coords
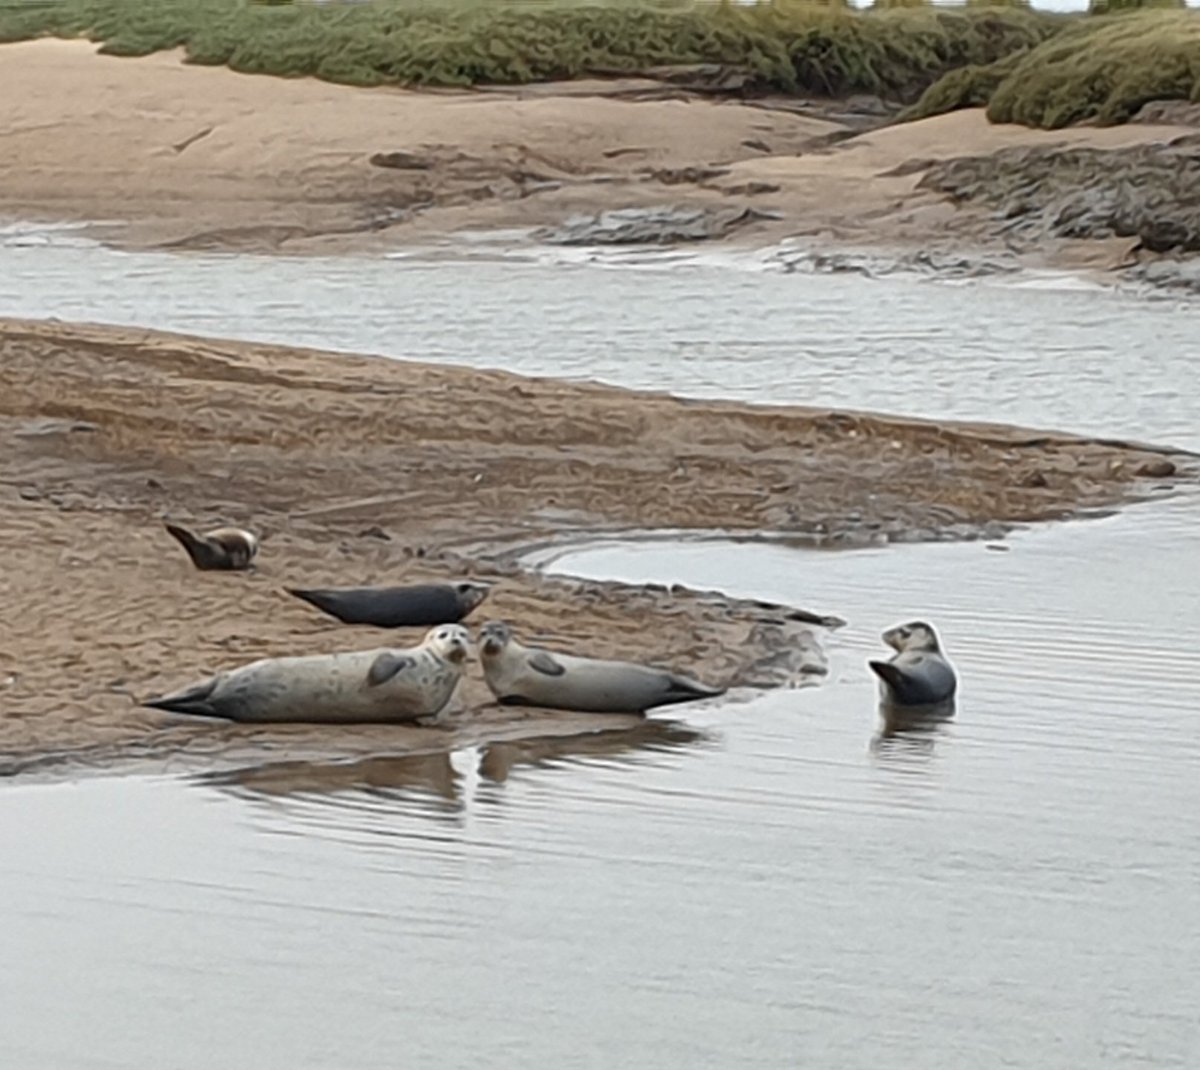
[165,523,259,571]
[867,620,957,707]
[287,581,490,628]
[477,620,726,714]
[142,624,470,724]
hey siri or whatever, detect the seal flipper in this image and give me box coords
[869,660,914,701]
[165,523,220,570]
[142,677,222,718]
[529,652,566,677]
[367,652,414,687]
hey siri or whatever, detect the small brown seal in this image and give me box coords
[165,523,259,571]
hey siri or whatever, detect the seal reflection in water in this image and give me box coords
[868,620,957,709]
[287,581,490,628]
[165,522,259,571]
[477,620,726,714]
[142,624,470,724]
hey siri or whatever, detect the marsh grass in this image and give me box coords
[987,10,1200,127]
[907,7,1200,126]
[900,47,1025,120]
[3,0,1193,128]
[0,0,1056,98]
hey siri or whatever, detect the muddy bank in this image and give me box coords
[917,131,1200,292]
[0,318,1191,778]
[2,39,1198,286]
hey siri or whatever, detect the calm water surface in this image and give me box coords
[1,229,1198,447]
[1,233,1198,1068]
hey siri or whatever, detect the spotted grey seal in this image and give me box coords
[287,581,490,628]
[868,620,957,707]
[478,620,725,714]
[165,523,259,571]
[143,624,470,724]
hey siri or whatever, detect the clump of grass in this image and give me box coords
[899,47,1025,120]
[0,0,1058,99]
[1090,0,1184,12]
[987,10,1200,127]
[899,7,1199,127]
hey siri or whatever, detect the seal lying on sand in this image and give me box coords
[143,624,470,724]
[165,523,259,571]
[478,620,725,714]
[287,581,490,627]
[868,621,957,707]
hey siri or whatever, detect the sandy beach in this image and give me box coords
[0,317,1190,778]
[1,39,1195,270]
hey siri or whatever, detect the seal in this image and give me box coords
[287,581,490,628]
[868,620,957,707]
[165,523,259,571]
[477,620,726,714]
[142,624,470,724]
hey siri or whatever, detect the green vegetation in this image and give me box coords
[1090,0,1184,12]
[987,10,1200,127]
[908,8,1200,127]
[900,48,1024,121]
[0,0,1056,98]
[0,0,1195,129]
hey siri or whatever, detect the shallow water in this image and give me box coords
[2,233,1199,1068]
[1,228,1198,449]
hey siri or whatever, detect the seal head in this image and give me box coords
[427,623,471,665]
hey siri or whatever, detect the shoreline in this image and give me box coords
[1,40,1197,291]
[1,317,1193,780]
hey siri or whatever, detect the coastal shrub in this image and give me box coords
[1089,0,1185,12]
[987,10,1200,127]
[0,0,1059,101]
[899,47,1025,120]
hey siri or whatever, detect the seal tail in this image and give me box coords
[165,523,217,570]
[142,678,223,719]
[659,675,727,707]
[286,587,346,621]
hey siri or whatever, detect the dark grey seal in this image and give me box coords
[868,620,957,707]
[165,523,258,571]
[287,581,490,628]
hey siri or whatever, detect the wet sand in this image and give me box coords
[0,39,1194,270]
[0,317,1190,777]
